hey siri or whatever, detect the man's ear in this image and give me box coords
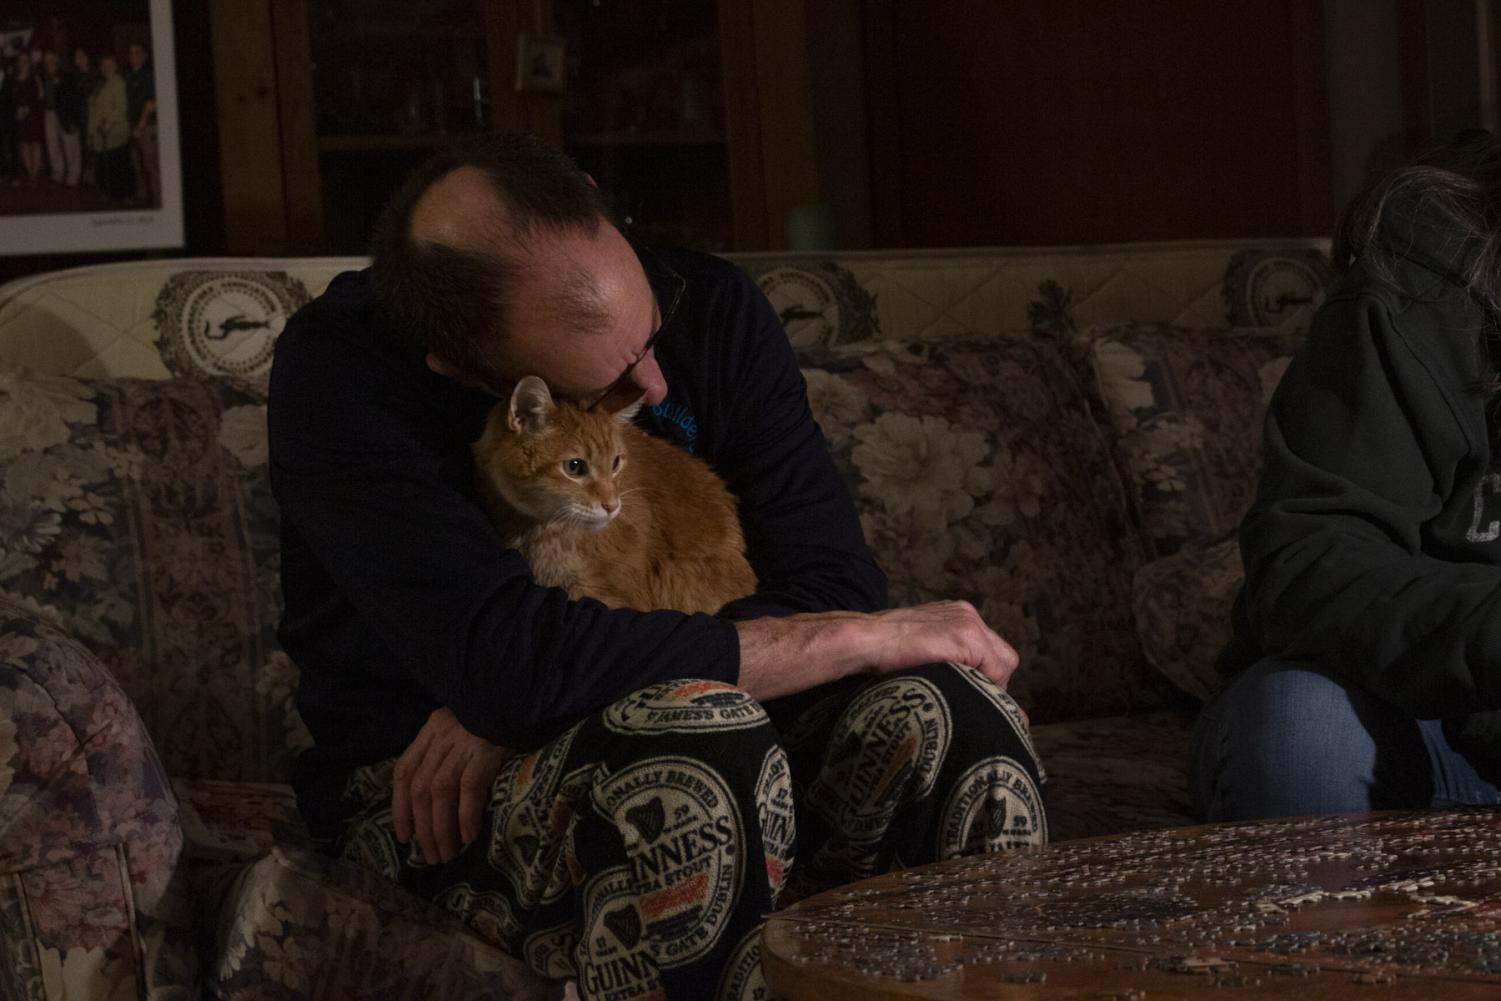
[425,353,491,390]
[508,376,556,434]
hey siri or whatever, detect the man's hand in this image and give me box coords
[865,601,1019,685]
[391,706,514,864]
[734,600,1019,702]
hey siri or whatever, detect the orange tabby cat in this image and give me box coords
[473,375,757,614]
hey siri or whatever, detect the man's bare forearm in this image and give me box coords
[733,612,871,700]
[733,600,1020,701]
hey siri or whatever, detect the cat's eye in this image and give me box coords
[612,454,623,472]
[563,458,589,477]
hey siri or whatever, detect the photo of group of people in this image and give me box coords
[0,0,180,253]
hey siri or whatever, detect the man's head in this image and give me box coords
[43,50,58,75]
[127,42,147,71]
[99,54,116,78]
[370,132,671,409]
[73,47,89,72]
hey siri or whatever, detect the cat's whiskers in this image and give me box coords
[552,502,612,529]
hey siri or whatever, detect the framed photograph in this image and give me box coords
[0,0,182,254]
[516,33,566,94]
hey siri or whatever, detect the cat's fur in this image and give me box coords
[473,376,757,614]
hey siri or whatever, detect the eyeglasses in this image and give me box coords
[584,246,685,412]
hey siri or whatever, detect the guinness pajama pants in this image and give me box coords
[333,662,1047,1001]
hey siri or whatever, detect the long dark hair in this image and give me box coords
[1335,130,1501,311]
[1336,130,1501,420]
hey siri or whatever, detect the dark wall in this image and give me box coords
[861,1,1334,247]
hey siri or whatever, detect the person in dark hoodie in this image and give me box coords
[1193,131,1501,821]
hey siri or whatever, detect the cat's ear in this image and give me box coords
[609,392,646,426]
[507,376,556,434]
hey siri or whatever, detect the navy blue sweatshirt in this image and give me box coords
[268,247,887,835]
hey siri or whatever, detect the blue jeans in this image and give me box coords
[1190,658,1501,820]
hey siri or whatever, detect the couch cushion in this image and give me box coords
[0,371,303,783]
[0,596,196,1000]
[1031,709,1197,841]
[1133,536,1243,701]
[798,334,1172,720]
[1087,325,1303,558]
[205,844,549,1001]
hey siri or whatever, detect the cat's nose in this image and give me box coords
[602,499,620,515]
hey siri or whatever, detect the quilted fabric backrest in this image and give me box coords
[0,258,362,380]
[0,240,1332,380]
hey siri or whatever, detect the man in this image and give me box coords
[269,132,1044,1000]
[41,50,80,187]
[124,41,155,205]
[88,53,132,202]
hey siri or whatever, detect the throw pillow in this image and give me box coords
[1132,535,1243,701]
[0,596,196,1000]
[0,370,303,783]
[1087,324,1303,558]
[798,334,1173,721]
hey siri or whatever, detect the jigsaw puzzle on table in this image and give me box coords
[763,810,1501,999]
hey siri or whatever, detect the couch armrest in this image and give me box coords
[0,596,198,999]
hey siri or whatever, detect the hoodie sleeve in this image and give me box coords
[708,268,888,620]
[1237,286,1501,717]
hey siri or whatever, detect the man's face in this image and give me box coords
[411,166,670,409]
[99,56,116,78]
[489,225,669,409]
[128,44,145,70]
[44,52,58,75]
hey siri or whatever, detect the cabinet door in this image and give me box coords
[553,0,733,250]
[213,0,817,253]
[307,0,499,253]
[215,0,504,254]
[552,0,818,251]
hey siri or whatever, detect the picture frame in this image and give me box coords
[516,32,566,94]
[0,0,183,255]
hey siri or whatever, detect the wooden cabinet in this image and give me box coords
[209,0,817,255]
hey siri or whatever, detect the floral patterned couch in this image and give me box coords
[0,239,1331,999]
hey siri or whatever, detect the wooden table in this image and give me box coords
[763,809,1501,999]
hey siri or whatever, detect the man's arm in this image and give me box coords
[397,599,1018,863]
[134,98,154,136]
[269,294,743,752]
[734,601,1018,700]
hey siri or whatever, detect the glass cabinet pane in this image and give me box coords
[306,0,492,252]
[308,0,490,140]
[555,0,732,251]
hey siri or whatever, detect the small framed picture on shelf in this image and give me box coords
[516,33,566,94]
[0,0,183,254]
